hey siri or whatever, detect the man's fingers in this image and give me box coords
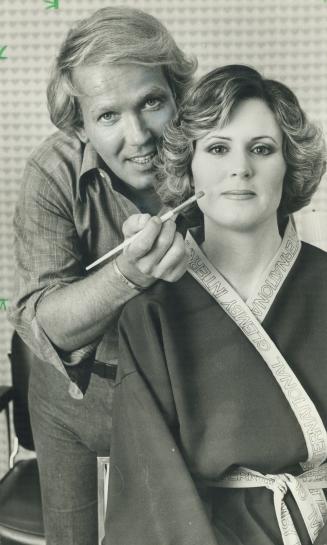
[153,220,177,257]
[124,217,162,260]
[135,230,186,280]
[150,232,187,281]
[120,215,186,284]
[122,213,151,238]
[137,220,177,271]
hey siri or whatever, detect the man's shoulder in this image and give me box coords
[27,130,84,176]
[20,130,86,202]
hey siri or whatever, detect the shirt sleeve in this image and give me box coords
[106,297,218,545]
[8,156,136,375]
[7,157,98,372]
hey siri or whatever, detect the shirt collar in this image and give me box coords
[77,141,112,201]
[77,141,179,216]
[80,140,101,178]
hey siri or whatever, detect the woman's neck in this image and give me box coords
[201,218,282,300]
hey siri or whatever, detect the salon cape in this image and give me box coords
[106,222,327,545]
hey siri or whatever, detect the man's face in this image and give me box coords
[73,63,177,190]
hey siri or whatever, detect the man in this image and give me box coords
[8,7,196,544]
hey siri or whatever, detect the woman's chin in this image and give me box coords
[207,214,260,232]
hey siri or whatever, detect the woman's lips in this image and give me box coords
[221,190,256,200]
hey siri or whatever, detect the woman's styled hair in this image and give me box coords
[156,64,326,216]
[47,6,197,132]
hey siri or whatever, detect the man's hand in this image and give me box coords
[116,213,187,288]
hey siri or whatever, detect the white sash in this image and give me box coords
[213,465,327,545]
[246,221,301,323]
[186,222,327,470]
[186,222,327,544]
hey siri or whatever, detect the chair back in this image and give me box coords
[10,332,40,450]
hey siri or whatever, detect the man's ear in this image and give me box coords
[76,127,89,143]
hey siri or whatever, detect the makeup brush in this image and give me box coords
[86,190,205,271]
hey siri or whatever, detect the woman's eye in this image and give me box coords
[252,145,272,155]
[208,145,228,155]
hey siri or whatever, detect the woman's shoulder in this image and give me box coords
[299,240,327,269]
[293,241,327,292]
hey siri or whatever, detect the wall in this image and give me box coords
[0,0,326,474]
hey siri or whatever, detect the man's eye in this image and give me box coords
[144,97,162,109]
[99,112,117,122]
[208,145,229,155]
[252,145,272,155]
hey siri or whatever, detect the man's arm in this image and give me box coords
[10,153,187,358]
[36,212,187,353]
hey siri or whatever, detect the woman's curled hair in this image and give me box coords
[156,64,326,217]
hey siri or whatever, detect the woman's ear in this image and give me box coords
[179,173,194,195]
[187,170,195,191]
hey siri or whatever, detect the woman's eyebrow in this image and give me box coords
[203,134,279,144]
[250,135,278,143]
[203,135,232,143]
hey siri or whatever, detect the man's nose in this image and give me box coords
[123,114,151,146]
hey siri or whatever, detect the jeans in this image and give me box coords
[28,360,114,545]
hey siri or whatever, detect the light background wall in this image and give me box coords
[0,0,326,474]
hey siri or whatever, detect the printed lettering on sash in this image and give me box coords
[186,221,327,470]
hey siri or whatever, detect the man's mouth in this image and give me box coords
[128,151,157,164]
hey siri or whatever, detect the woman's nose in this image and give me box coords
[230,154,253,179]
[230,167,252,178]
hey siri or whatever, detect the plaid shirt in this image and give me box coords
[8,130,144,396]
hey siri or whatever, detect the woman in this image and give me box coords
[106,65,327,545]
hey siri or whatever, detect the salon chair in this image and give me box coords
[0,332,110,545]
[0,331,44,544]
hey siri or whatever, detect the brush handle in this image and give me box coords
[85,191,204,271]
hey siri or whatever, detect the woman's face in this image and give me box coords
[191,98,287,233]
